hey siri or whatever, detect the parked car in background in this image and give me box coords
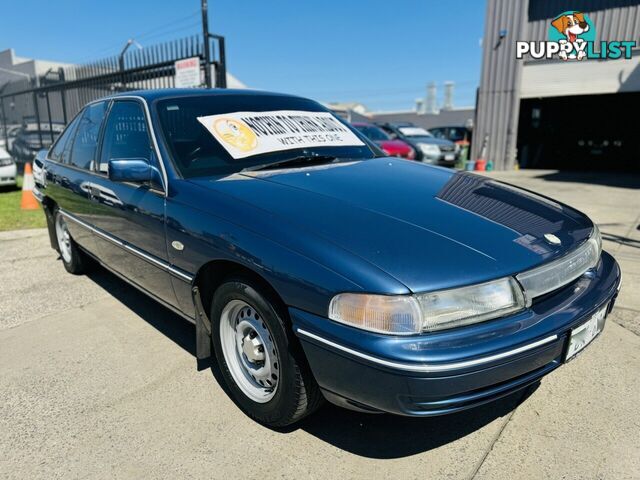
[0,147,17,187]
[378,122,458,167]
[0,124,22,154]
[39,89,620,428]
[352,122,415,159]
[10,121,64,163]
[429,125,472,148]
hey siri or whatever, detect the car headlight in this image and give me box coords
[328,277,525,335]
[418,143,440,155]
[328,293,422,335]
[0,157,14,167]
[592,223,602,254]
[454,143,461,153]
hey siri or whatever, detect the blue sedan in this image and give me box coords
[38,89,621,427]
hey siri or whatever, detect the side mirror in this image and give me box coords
[108,158,162,187]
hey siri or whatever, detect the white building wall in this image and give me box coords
[521,56,640,98]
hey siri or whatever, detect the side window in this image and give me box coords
[69,101,107,170]
[99,101,151,174]
[48,114,81,162]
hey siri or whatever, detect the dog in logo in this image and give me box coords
[551,12,590,61]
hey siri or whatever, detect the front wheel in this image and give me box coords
[210,277,322,427]
[54,210,89,274]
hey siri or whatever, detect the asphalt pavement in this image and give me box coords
[1,170,639,479]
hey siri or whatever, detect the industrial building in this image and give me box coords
[474,0,640,171]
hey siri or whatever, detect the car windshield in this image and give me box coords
[353,124,390,142]
[448,128,468,142]
[155,94,376,178]
[398,126,432,137]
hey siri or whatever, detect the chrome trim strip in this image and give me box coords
[60,209,193,283]
[32,187,43,203]
[296,328,558,373]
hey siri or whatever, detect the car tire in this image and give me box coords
[54,209,89,275]
[210,276,323,427]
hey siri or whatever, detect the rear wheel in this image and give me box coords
[54,210,89,274]
[210,277,322,427]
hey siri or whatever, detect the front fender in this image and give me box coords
[164,181,410,317]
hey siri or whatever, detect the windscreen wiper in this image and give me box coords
[241,155,338,172]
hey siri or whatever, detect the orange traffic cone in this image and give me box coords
[20,163,39,210]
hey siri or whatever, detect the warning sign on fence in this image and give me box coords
[174,57,201,88]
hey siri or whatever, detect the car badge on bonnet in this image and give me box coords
[544,233,562,245]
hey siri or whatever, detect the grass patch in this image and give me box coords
[0,177,46,232]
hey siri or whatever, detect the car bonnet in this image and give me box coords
[190,158,593,293]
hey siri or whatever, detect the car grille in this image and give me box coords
[439,145,455,153]
[516,236,601,303]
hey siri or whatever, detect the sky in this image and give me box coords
[1,0,486,112]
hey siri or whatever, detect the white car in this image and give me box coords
[0,147,17,187]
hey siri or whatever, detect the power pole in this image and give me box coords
[201,0,212,88]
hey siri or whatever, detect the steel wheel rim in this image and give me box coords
[219,299,280,403]
[55,214,72,263]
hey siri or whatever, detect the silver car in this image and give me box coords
[0,147,17,187]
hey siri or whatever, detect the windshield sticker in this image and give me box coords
[398,127,430,136]
[196,110,365,159]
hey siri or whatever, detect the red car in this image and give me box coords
[352,122,415,159]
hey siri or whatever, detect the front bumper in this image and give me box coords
[421,152,457,167]
[0,164,17,186]
[292,251,621,416]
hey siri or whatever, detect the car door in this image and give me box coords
[45,102,108,255]
[87,99,178,308]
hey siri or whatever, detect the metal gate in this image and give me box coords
[0,33,226,164]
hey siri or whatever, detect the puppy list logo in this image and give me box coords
[516,11,635,61]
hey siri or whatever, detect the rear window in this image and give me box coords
[353,125,390,142]
[155,94,375,178]
[49,115,82,163]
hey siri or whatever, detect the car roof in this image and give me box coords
[103,88,306,103]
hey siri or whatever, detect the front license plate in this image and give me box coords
[444,154,455,161]
[565,304,608,361]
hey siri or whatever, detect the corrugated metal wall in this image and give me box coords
[472,0,528,170]
[521,56,640,97]
[474,0,640,170]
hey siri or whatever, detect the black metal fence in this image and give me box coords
[0,33,226,164]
